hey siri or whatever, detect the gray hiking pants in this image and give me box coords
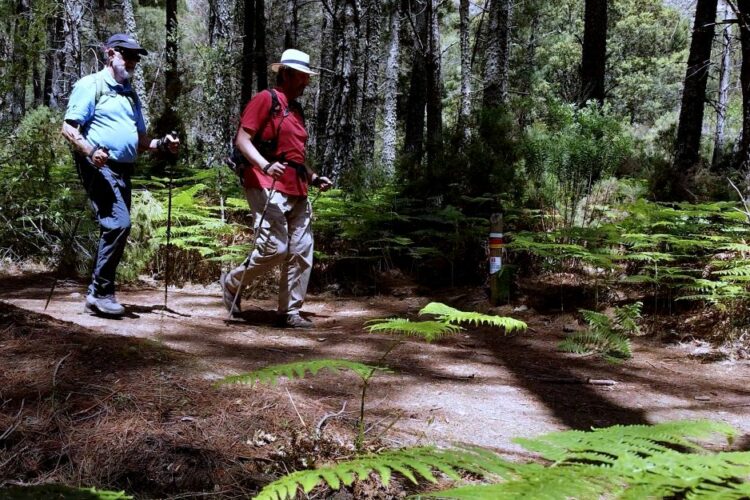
[227,187,313,315]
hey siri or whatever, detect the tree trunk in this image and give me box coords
[737,0,750,188]
[121,0,150,128]
[44,13,65,109]
[425,0,443,170]
[456,0,472,147]
[284,0,298,49]
[381,0,400,175]
[313,1,338,162]
[321,0,360,183]
[255,0,268,91]
[60,0,87,106]
[155,0,182,136]
[670,0,718,200]
[358,0,382,176]
[712,2,732,169]
[402,0,427,179]
[579,0,607,106]
[482,0,512,109]
[2,0,31,126]
[240,0,255,107]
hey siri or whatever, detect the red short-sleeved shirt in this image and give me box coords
[239,88,309,196]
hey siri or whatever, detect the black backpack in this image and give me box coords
[227,89,288,180]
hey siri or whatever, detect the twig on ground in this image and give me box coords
[52,351,73,388]
[285,387,306,428]
[315,401,347,439]
[0,400,24,442]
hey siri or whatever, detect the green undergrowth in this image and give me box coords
[509,198,750,316]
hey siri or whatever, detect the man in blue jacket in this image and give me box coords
[62,33,178,317]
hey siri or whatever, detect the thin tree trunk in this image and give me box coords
[456,0,471,146]
[3,0,31,125]
[121,0,150,127]
[322,0,360,182]
[671,0,718,200]
[402,0,427,179]
[44,13,65,109]
[155,0,182,136]
[425,0,443,170]
[482,0,512,109]
[737,0,750,190]
[381,0,400,175]
[314,2,337,163]
[240,0,255,107]
[255,0,268,91]
[358,0,381,175]
[61,0,86,106]
[712,2,732,169]
[284,0,298,49]
[579,0,607,106]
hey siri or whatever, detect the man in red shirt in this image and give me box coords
[223,49,332,328]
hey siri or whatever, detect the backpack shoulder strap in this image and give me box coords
[94,71,106,107]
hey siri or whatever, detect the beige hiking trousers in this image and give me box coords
[227,186,313,315]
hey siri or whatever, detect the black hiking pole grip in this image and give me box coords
[228,179,277,319]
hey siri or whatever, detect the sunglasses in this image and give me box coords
[114,47,141,62]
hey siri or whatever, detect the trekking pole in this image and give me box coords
[228,178,277,319]
[44,147,109,310]
[163,131,177,310]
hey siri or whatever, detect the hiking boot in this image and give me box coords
[221,272,241,315]
[284,313,314,329]
[84,294,125,317]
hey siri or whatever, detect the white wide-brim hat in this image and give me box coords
[269,49,318,75]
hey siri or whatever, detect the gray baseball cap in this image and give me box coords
[105,33,148,55]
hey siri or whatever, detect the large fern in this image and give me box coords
[253,446,517,500]
[253,420,750,500]
[419,303,527,332]
[559,302,641,362]
[364,318,463,342]
[215,359,389,388]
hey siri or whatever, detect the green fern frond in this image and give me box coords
[365,318,462,342]
[3,485,132,499]
[418,464,612,499]
[215,359,388,388]
[418,303,527,332]
[253,447,508,500]
[515,420,736,464]
[713,264,750,277]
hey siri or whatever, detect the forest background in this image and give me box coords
[3,0,750,331]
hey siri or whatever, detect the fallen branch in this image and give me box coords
[52,351,73,388]
[533,376,618,386]
[0,400,24,441]
[315,401,347,439]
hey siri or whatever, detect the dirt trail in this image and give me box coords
[4,273,750,453]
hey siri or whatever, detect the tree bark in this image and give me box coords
[670,0,718,200]
[2,0,31,126]
[240,0,255,107]
[424,0,443,170]
[737,0,750,188]
[284,0,298,49]
[44,13,65,109]
[121,0,150,128]
[321,0,360,182]
[155,0,182,136]
[456,0,472,146]
[712,2,732,169]
[482,0,512,109]
[381,0,400,175]
[402,0,427,178]
[579,0,607,106]
[358,0,382,175]
[255,0,268,91]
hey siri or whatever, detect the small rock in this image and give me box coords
[694,395,711,401]
[513,305,529,313]
[70,292,81,298]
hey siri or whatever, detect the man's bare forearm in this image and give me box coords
[61,121,94,156]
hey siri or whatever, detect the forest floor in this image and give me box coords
[2,271,750,498]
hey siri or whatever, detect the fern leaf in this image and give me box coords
[418,303,527,332]
[215,359,388,387]
[253,447,504,500]
[514,420,737,464]
[365,318,462,342]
